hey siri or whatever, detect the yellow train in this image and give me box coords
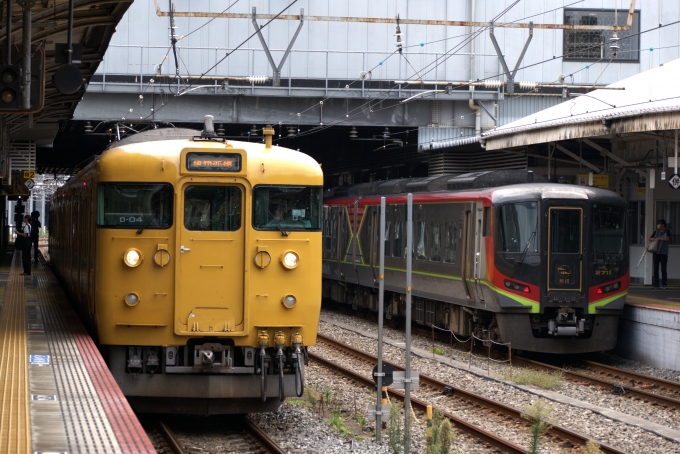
[49,117,323,414]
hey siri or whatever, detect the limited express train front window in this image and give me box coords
[97,183,173,228]
[593,204,626,254]
[253,186,322,230]
[498,202,538,253]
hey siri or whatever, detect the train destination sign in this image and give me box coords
[186,152,241,172]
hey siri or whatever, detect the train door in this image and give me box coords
[547,207,583,292]
[175,179,246,334]
[461,205,474,300]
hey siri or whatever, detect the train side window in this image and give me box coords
[384,221,391,257]
[483,207,491,237]
[430,222,441,261]
[184,186,242,231]
[444,222,457,263]
[393,222,402,258]
[416,222,428,260]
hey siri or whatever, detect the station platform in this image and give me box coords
[618,286,680,371]
[626,285,680,311]
[0,248,155,454]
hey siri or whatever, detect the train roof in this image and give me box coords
[66,126,323,186]
[324,171,626,206]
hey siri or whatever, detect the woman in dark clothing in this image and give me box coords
[16,214,32,276]
[649,219,671,289]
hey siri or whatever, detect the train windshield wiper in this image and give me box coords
[267,210,289,237]
[136,224,147,234]
[518,230,536,264]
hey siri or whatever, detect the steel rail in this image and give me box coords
[158,420,185,454]
[243,418,286,454]
[512,356,680,410]
[407,319,680,410]
[308,351,526,454]
[315,333,626,454]
[580,360,680,396]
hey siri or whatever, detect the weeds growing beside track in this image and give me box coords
[522,400,555,454]
[503,369,565,390]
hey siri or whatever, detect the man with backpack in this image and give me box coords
[31,211,41,262]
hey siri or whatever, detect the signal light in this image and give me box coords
[504,279,530,293]
[597,281,621,294]
[0,66,20,110]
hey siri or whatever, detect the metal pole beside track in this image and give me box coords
[405,193,413,452]
[376,197,386,442]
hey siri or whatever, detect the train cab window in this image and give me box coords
[416,222,428,260]
[253,185,322,230]
[184,186,242,231]
[592,204,626,254]
[498,202,538,253]
[97,183,173,228]
[393,222,402,258]
[430,222,441,262]
[444,222,458,263]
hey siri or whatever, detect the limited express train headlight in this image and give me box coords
[281,251,300,269]
[597,281,621,294]
[282,294,297,308]
[504,279,530,293]
[123,248,143,267]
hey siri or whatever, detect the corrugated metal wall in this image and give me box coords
[100,1,680,86]
[498,95,563,126]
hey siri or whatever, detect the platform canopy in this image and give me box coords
[482,58,680,151]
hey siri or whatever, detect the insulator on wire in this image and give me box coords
[247,75,268,84]
[483,80,503,89]
[518,81,537,90]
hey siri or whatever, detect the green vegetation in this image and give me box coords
[522,400,555,454]
[356,414,367,426]
[327,412,353,437]
[286,398,309,409]
[503,369,564,390]
[430,346,448,356]
[585,440,604,454]
[426,410,456,454]
[388,398,412,454]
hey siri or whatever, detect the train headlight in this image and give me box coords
[281,251,300,269]
[282,294,297,309]
[124,292,140,306]
[123,248,143,267]
[597,281,621,294]
[504,279,530,293]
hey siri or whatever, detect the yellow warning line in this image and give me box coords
[0,251,31,454]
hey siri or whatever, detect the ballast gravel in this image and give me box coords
[319,309,680,454]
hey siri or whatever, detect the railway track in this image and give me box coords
[313,333,625,454]
[325,303,680,411]
[147,415,286,454]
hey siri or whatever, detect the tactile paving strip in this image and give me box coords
[0,252,31,454]
[34,264,155,453]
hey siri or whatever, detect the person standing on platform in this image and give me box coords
[31,211,41,262]
[649,219,671,289]
[16,214,32,276]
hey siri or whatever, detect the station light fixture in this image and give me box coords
[349,127,358,139]
[250,125,258,136]
[216,124,225,136]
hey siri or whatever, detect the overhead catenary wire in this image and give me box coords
[275,19,680,144]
